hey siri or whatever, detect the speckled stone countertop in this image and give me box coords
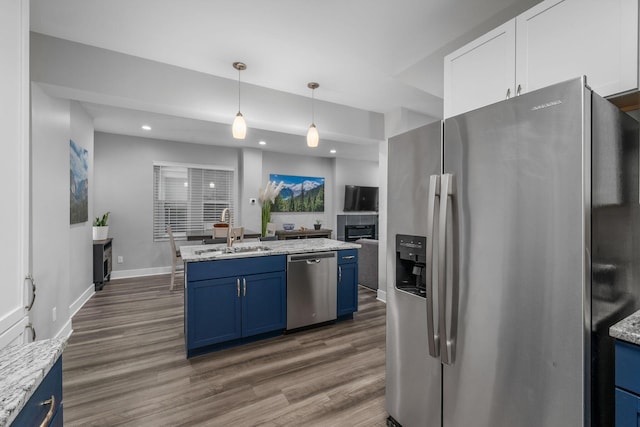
[0,338,67,426]
[180,238,361,262]
[610,309,640,346]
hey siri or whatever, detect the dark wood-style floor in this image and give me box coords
[62,274,388,426]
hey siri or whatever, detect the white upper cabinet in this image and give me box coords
[444,21,516,118]
[516,0,638,97]
[444,0,639,117]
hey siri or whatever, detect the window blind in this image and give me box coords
[153,164,234,241]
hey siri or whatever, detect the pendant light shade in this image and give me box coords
[232,62,247,140]
[307,123,319,147]
[232,112,246,139]
[307,82,319,148]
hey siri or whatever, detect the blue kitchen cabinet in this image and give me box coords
[185,255,286,357]
[243,271,286,337]
[187,277,243,349]
[337,249,358,318]
[12,356,63,426]
[615,340,640,427]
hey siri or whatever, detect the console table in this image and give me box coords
[275,229,332,240]
[93,238,112,290]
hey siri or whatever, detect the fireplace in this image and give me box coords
[344,224,376,242]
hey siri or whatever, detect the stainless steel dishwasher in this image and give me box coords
[286,252,337,330]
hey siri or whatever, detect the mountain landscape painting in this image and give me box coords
[269,174,324,212]
[70,139,88,224]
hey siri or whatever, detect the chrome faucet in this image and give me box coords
[220,208,234,247]
[227,228,237,248]
[220,208,230,224]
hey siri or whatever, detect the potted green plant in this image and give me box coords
[92,212,110,240]
[314,219,322,230]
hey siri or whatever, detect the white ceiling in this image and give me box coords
[30,0,541,158]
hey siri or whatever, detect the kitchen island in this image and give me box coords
[180,238,361,358]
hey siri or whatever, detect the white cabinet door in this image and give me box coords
[0,0,30,349]
[516,0,638,97]
[444,21,516,118]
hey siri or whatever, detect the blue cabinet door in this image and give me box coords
[337,249,358,316]
[242,271,286,337]
[12,357,62,427]
[187,277,242,349]
[616,388,640,427]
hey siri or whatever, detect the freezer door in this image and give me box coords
[442,78,588,427]
[386,121,442,426]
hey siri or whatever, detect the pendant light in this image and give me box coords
[307,82,319,148]
[232,62,247,139]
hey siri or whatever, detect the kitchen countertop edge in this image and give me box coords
[180,238,361,262]
[610,309,640,346]
[0,337,67,427]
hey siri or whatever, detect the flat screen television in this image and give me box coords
[344,185,379,212]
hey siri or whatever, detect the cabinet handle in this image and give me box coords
[25,323,36,341]
[342,255,355,260]
[339,266,342,283]
[516,84,522,96]
[25,274,36,311]
[237,278,240,298]
[39,395,55,427]
[506,88,511,99]
[243,278,247,297]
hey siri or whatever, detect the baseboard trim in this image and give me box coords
[55,318,73,340]
[111,266,171,280]
[376,289,387,303]
[70,283,95,319]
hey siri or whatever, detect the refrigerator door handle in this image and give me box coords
[438,173,459,365]
[426,175,440,358]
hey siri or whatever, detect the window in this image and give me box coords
[153,162,234,241]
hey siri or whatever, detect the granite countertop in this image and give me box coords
[181,238,361,262]
[0,338,67,427]
[610,309,640,346]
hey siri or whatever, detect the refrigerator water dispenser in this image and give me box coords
[395,234,427,297]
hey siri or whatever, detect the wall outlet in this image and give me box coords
[52,307,56,322]
[249,198,257,205]
[117,256,124,264]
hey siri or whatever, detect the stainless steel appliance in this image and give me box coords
[345,224,376,242]
[386,77,640,427]
[286,252,337,330]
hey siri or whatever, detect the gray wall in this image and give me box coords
[262,151,335,235]
[31,83,94,339]
[94,132,239,275]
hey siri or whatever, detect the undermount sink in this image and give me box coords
[193,245,272,256]
[227,245,272,254]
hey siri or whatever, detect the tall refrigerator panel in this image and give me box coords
[439,77,640,427]
[386,121,442,426]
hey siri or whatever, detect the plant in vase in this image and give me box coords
[314,219,322,230]
[258,180,284,236]
[92,211,110,240]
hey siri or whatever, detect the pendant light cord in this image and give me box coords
[237,68,241,113]
[311,88,315,125]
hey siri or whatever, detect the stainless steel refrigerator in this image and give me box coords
[386,77,640,427]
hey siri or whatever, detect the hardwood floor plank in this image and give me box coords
[63,275,388,426]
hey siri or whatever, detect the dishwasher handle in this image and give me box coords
[288,252,336,263]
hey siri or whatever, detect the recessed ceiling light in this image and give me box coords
[259,140,266,145]
[330,149,337,154]
[141,125,151,131]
